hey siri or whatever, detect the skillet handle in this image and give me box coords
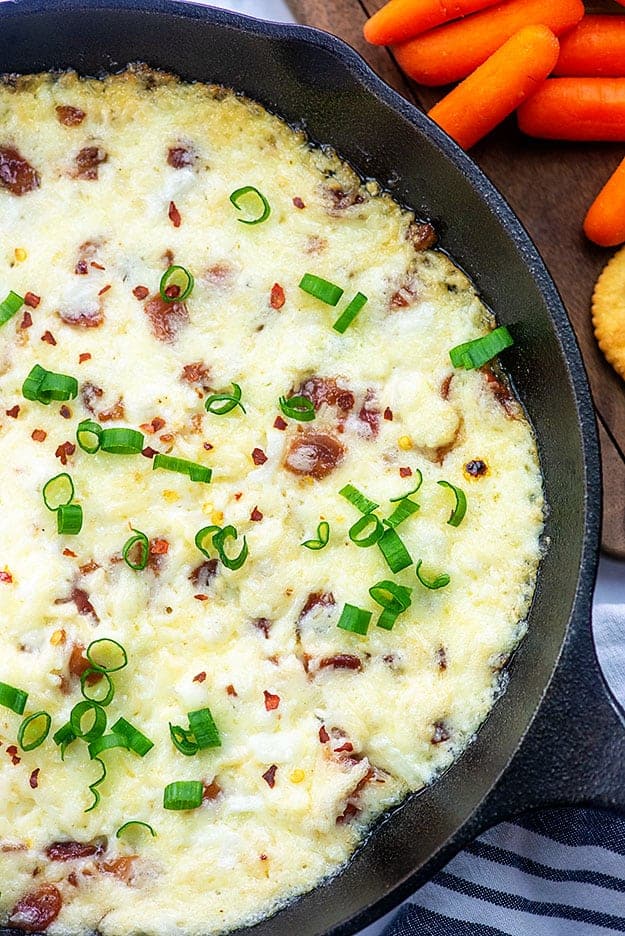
[478,612,625,822]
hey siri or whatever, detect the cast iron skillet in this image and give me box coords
[0,1,624,934]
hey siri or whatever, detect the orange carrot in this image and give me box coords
[428,25,559,149]
[393,0,584,86]
[517,78,625,140]
[555,15,625,77]
[364,0,500,47]
[584,157,625,247]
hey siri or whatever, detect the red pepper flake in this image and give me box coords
[91,261,105,271]
[31,429,47,442]
[273,415,287,431]
[270,283,285,310]
[334,741,353,753]
[292,197,305,209]
[5,405,19,418]
[226,684,237,697]
[59,405,71,419]
[62,548,76,558]
[383,407,393,421]
[150,538,169,555]
[194,594,208,601]
[234,492,243,500]
[260,853,268,861]
[263,690,280,711]
[29,768,40,789]
[141,446,157,459]
[55,442,76,465]
[168,200,181,228]
[203,442,213,451]
[132,285,149,300]
[98,284,111,296]
[252,447,267,466]
[20,311,33,329]
[193,672,207,683]
[78,352,91,364]
[319,725,330,744]
[6,745,20,765]
[41,330,56,346]
[262,765,277,788]
[250,507,263,522]
[24,292,40,309]
[399,466,412,478]
[0,571,13,584]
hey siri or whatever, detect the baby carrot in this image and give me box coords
[364,0,500,47]
[584,157,625,247]
[394,0,584,86]
[517,79,625,140]
[428,25,559,150]
[555,16,625,77]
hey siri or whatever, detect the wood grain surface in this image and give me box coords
[287,0,625,556]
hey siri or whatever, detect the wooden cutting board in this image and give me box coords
[287,0,625,557]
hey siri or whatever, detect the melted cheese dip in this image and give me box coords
[0,68,544,936]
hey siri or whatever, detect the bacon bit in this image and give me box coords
[297,377,354,413]
[248,507,263,523]
[465,459,488,478]
[436,647,448,671]
[91,261,105,271]
[226,684,237,697]
[28,769,40,790]
[194,594,208,601]
[62,549,76,558]
[305,233,328,255]
[150,538,169,556]
[99,857,136,883]
[319,654,362,671]
[190,559,218,588]
[144,293,188,343]
[204,262,234,286]
[55,442,76,466]
[337,803,360,824]
[60,305,103,328]
[383,407,393,421]
[396,467,412,480]
[164,283,181,300]
[292,196,305,209]
[252,447,267,466]
[79,560,99,575]
[0,571,13,584]
[234,491,242,500]
[253,618,271,639]
[334,741,353,754]
[193,672,207,683]
[202,778,222,801]
[319,725,330,743]
[432,721,451,744]
[56,587,98,621]
[182,362,210,387]
[8,884,62,932]
[440,374,454,399]
[260,853,268,861]
[55,105,85,126]
[168,200,181,227]
[6,745,21,765]
[270,283,285,310]
[484,368,517,417]
[67,872,78,887]
[24,292,40,309]
[299,592,335,622]
[78,352,91,364]
[131,286,148,302]
[262,765,278,788]
[140,416,165,434]
[67,644,100,686]
[98,284,111,296]
[284,432,344,479]
[358,391,380,437]
[273,415,287,431]
[74,146,107,180]
[31,429,46,442]
[203,442,213,451]
[46,840,101,861]
[41,330,56,346]
[20,311,33,329]
[141,446,157,459]
[407,221,437,251]
[263,690,280,711]
[324,186,365,213]
[5,405,19,418]
[168,146,194,169]
[0,146,40,196]
[75,259,88,275]
[159,432,174,444]
[59,405,71,419]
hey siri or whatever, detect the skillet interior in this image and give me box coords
[0,2,600,934]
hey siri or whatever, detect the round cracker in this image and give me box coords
[592,246,625,381]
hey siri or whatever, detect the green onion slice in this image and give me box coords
[42,473,75,511]
[339,484,378,515]
[85,757,106,813]
[333,292,368,334]
[369,580,412,631]
[449,326,514,370]
[169,723,198,757]
[163,779,204,810]
[70,701,107,742]
[81,669,114,707]
[349,513,384,548]
[194,525,222,559]
[53,723,76,760]
[116,821,156,839]
[188,708,221,749]
[111,717,154,757]
[22,365,78,405]
[389,470,423,502]
[0,681,28,715]
[0,290,23,327]
[337,603,372,636]
[205,383,245,416]
[302,520,330,550]
[415,559,451,590]
[384,497,419,529]
[57,503,83,535]
[122,530,149,571]
[437,480,467,527]
[99,427,144,455]
[213,525,248,571]
[17,711,51,751]
[160,265,194,303]
[378,527,413,573]
[153,454,212,484]
[76,419,102,454]
[299,273,343,306]
[86,638,128,674]
[278,394,315,422]
[229,186,271,225]
[87,732,128,759]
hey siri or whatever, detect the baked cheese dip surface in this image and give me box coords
[0,68,544,936]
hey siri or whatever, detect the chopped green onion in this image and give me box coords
[299,273,343,306]
[116,821,156,839]
[437,480,467,527]
[169,723,198,757]
[384,497,419,529]
[302,520,330,550]
[213,525,248,571]
[337,603,372,636]
[378,527,412,573]
[389,470,423,502]
[122,530,149,571]
[81,669,114,707]
[42,473,75,511]
[449,326,514,370]
[85,757,106,813]
[194,525,222,559]
[333,292,368,334]
[204,383,245,416]
[339,484,379,515]
[163,780,204,810]
[87,732,128,759]
[70,701,107,743]
[349,513,384,547]
[0,681,28,715]
[160,265,194,303]
[99,427,144,455]
[229,186,271,225]
[57,503,83,535]
[86,638,128,674]
[76,419,102,454]
[153,453,212,484]
[278,394,315,422]
[111,717,154,757]
[415,559,450,590]
[0,291,23,327]
[369,580,412,631]
[52,723,76,759]
[17,711,51,751]
[188,708,221,749]
[22,365,78,404]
